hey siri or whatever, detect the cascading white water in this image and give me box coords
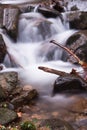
[0,12,82,96]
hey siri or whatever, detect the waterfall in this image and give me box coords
[0,11,81,95]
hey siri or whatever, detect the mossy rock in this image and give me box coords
[0,108,18,125]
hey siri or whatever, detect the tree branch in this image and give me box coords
[38,66,68,76]
[50,40,87,69]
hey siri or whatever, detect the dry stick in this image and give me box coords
[50,40,87,69]
[38,66,69,76]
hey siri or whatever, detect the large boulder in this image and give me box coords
[11,85,38,108]
[67,11,87,29]
[53,75,87,94]
[38,7,61,18]
[0,34,7,63]
[3,8,20,41]
[0,71,18,101]
[63,30,87,63]
[0,108,18,125]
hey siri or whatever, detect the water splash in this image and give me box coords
[0,11,80,96]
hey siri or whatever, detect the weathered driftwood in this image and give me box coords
[38,40,87,85]
[38,66,68,76]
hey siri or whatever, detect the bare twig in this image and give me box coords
[50,40,87,69]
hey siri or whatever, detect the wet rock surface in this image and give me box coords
[0,7,3,28]
[0,34,7,63]
[0,0,87,130]
[11,85,38,108]
[0,71,18,95]
[67,11,87,29]
[0,85,7,101]
[38,7,60,18]
[0,108,18,125]
[3,8,20,41]
[53,75,87,94]
[0,71,18,101]
[66,30,87,63]
[0,71,38,125]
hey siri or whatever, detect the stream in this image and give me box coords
[0,0,87,129]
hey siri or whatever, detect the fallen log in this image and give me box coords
[38,66,68,76]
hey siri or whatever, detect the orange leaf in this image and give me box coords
[17,112,22,117]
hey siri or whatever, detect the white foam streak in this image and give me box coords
[0,0,46,5]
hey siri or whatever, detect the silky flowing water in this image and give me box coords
[0,1,87,127]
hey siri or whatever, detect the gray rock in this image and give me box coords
[0,72,18,98]
[0,85,7,101]
[67,11,87,29]
[63,30,87,63]
[0,108,18,125]
[38,7,60,18]
[0,7,3,28]
[0,35,7,63]
[11,88,38,108]
[3,8,20,41]
[71,5,79,11]
[53,75,87,94]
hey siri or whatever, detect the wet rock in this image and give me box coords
[20,5,35,13]
[39,118,74,130]
[0,85,7,101]
[64,30,87,63]
[11,85,38,108]
[38,43,61,61]
[67,11,87,29]
[0,35,7,63]
[0,108,18,125]
[53,75,87,94]
[71,5,79,11]
[38,7,60,18]
[0,7,3,28]
[0,72,18,99]
[3,8,20,41]
[18,15,56,42]
[52,1,65,12]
